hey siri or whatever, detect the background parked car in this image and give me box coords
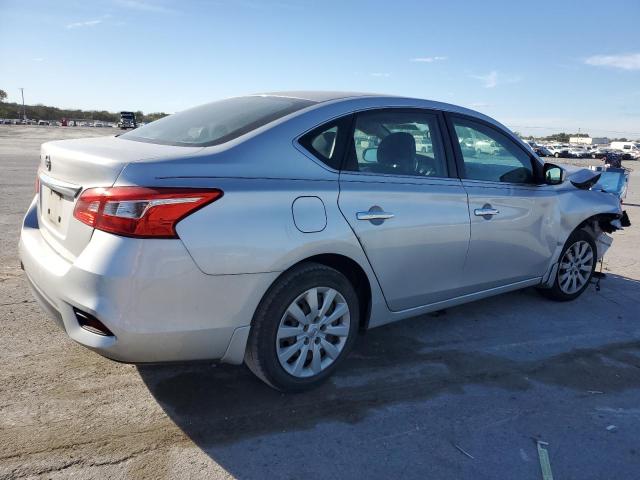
[568,146,589,158]
[591,147,612,159]
[535,146,553,157]
[547,145,569,158]
[474,139,504,155]
[622,152,639,160]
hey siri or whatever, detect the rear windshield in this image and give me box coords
[120,96,315,147]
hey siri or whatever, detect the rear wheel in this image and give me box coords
[245,263,359,391]
[539,230,596,301]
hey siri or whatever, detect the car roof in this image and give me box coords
[257,91,387,103]
[256,90,498,124]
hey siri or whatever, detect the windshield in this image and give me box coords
[121,96,315,147]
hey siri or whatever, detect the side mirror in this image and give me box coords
[362,147,378,163]
[544,163,564,185]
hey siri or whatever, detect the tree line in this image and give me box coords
[0,98,167,123]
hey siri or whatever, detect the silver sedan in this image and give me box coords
[19,92,627,391]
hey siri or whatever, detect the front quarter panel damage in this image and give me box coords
[540,186,624,287]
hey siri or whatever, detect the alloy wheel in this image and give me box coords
[558,240,594,294]
[276,287,350,378]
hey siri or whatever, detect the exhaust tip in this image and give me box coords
[74,308,114,336]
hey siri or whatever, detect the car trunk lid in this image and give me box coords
[37,136,202,260]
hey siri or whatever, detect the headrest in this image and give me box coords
[377,132,416,172]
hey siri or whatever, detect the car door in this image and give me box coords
[337,108,471,311]
[446,114,558,292]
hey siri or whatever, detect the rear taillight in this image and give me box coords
[73,187,222,238]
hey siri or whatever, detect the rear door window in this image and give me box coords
[345,110,447,178]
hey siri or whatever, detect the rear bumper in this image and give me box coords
[19,197,278,364]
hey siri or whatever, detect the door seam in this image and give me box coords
[337,171,394,312]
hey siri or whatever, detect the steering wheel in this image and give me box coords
[415,156,438,177]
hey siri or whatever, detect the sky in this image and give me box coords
[1,0,639,138]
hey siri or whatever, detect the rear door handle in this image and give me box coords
[356,211,394,221]
[474,208,500,216]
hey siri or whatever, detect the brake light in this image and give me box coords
[73,187,223,238]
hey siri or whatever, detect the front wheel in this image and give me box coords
[538,229,597,301]
[554,152,560,158]
[245,263,359,391]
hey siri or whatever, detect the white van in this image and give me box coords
[610,141,640,159]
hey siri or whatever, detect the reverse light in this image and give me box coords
[73,187,223,238]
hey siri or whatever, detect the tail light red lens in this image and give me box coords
[73,187,223,238]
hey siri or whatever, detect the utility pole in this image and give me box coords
[19,88,26,121]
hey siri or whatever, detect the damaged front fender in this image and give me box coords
[539,183,629,288]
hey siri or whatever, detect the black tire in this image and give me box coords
[554,152,560,158]
[244,262,360,392]
[538,229,597,302]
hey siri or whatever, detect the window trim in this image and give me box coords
[444,113,544,186]
[297,115,354,171]
[341,107,455,180]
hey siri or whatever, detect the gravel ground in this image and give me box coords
[1,125,639,479]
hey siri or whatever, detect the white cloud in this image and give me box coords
[584,53,640,71]
[66,19,102,29]
[113,0,175,14]
[370,72,391,77]
[410,56,447,63]
[472,71,498,88]
[471,71,521,88]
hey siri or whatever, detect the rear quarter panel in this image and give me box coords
[174,177,366,275]
[172,176,390,327]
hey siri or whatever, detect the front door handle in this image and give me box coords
[357,211,395,221]
[474,207,500,217]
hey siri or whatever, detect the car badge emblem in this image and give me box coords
[45,155,51,171]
